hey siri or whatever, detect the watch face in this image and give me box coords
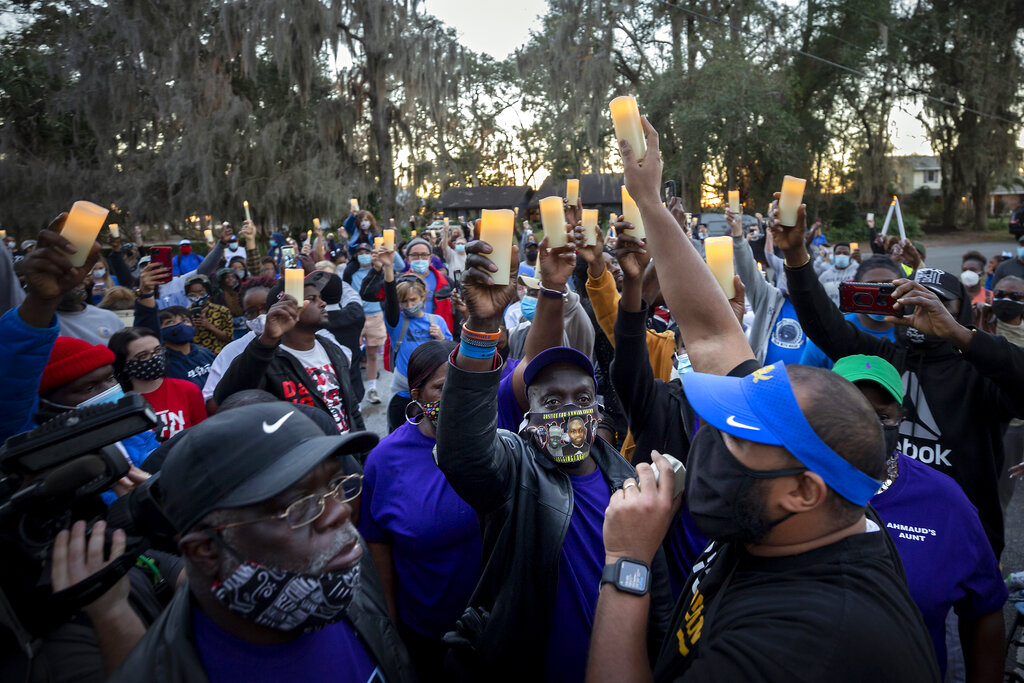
[619,561,650,592]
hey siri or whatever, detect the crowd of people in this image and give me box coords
[0,116,1021,683]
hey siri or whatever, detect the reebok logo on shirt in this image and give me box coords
[899,372,952,467]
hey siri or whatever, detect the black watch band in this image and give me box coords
[600,557,651,596]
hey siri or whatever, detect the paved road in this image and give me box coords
[919,239,1016,275]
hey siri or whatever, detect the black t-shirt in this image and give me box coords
[653,516,940,682]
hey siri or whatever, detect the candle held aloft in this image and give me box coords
[109,224,120,238]
[62,201,109,267]
[383,229,395,251]
[582,209,599,247]
[850,242,859,251]
[350,198,359,212]
[479,209,515,286]
[566,179,579,206]
[284,269,305,307]
[313,218,320,229]
[609,213,618,225]
[609,96,646,161]
[728,191,740,214]
[411,229,417,237]
[243,200,252,223]
[539,196,567,248]
[204,229,214,244]
[444,217,450,228]
[704,236,736,298]
[620,186,646,239]
[374,236,384,250]
[778,176,807,227]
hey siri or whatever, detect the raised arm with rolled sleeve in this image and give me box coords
[196,242,225,277]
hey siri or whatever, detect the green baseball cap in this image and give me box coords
[832,354,903,405]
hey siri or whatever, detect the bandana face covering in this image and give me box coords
[212,558,361,634]
[521,404,599,464]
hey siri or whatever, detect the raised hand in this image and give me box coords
[537,236,576,290]
[767,194,809,258]
[219,224,234,244]
[260,295,300,345]
[667,197,691,238]
[460,240,520,325]
[613,233,650,284]
[564,197,583,232]
[373,246,394,271]
[729,275,746,327]
[621,116,663,208]
[571,221,605,270]
[888,278,973,349]
[137,262,169,295]
[602,453,683,565]
[724,207,742,237]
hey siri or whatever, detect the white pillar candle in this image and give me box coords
[704,236,736,298]
[204,229,214,244]
[566,179,579,206]
[350,198,359,212]
[582,209,599,246]
[313,218,320,229]
[62,201,109,267]
[479,209,515,285]
[383,229,395,251]
[609,213,618,225]
[284,268,305,306]
[728,190,740,214]
[620,186,646,239]
[109,224,120,238]
[609,96,646,161]
[374,236,384,250]
[539,196,567,248]
[243,200,252,223]
[778,176,807,227]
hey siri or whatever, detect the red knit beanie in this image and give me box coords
[39,337,116,395]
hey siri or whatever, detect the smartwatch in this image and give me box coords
[601,557,651,596]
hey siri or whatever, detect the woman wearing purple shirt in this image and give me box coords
[360,340,482,681]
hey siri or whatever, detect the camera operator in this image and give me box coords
[0,217,176,681]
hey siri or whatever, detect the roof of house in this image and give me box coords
[992,178,1024,195]
[891,154,940,171]
[528,173,624,207]
[436,185,533,210]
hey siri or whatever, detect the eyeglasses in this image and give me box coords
[208,474,363,531]
[993,291,1024,302]
[130,347,165,362]
[243,307,266,319]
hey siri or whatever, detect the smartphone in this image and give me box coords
[281,245,297,269]
[839,282,906,317]
[662,180,676,202]
[149,246,173,284]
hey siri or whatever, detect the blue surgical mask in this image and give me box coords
[77,383,125,408]
[834,254,850,269]
[1017,246,1024,260]
[269,239,278,247]
[357,253,372,267]
[867,313,888,322]
[520,295,537,321]
[455,244,466,253]
[411,259,430,275]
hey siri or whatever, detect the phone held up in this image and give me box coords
[839,281,912,318]
[281,245,297,269]
[148,246,173,284]
[662,180,676,203]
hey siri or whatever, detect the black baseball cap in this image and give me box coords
[267,270,340,306]
[913,268,962,302]
[159,402,377,533]
[523,346,596,389]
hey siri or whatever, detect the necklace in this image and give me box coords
[875,454,900,494]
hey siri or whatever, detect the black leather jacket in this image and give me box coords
[108,545,416,683]
[436,359,673,681]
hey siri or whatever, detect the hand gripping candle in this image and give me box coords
[581,209,599,247]
[609,96,646,161]
[704,236,736,298]
[539,196,568,248]
[728,190,741,214]
[285,268,305,307]
[620,186,646,239]
[778,176,807,227]
[62,201,109,267]
[478,209,515,285]
[566,179,580,206]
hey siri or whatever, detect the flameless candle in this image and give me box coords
[243,200,252,223]
[704,236,736,298]
[0,230,5,239]
[582,209,599,246]
[109,224,119,238]
[350,198,359,212]
[383,229,395,251]
[851,242,859,251]
[539,196,567,248]
[566,179,579,206]
[204,229,214,243]
[610,213,618,224]
[479,209,515,285]
[728,191,740,214]
[867,212,874,222]
[444,217,450,228]
[374,236,384,250]
[620,186,646,239]
[778,176,807,227]
[62,201,109,267]
[313,218,320,229]
[609,96,646,161]
[412,229,417,237]
[285,268,305,307]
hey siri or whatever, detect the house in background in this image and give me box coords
[528,173,624,219]
[435,185,533,221]
[990,179,1024,214]
[892,155,942,196]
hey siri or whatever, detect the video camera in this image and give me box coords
[0,392,178,611]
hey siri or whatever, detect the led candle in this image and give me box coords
[728,190,740,214]
[307,230,313,243]
[444,217,450,228]
[778,175,807,227]
[609,213,618,225]
[412,229,417,237]
[243,200,252,223]
[313,218,320,229]
[866,212,874,222]
[539,196,567,248]
[374,236,384,249]
[620,186,646,239]
[350,198,359,212]
[566,179,579,206]
[0,230,5,239]
[704,236,736,298]
[851,242,859,251]
[582,209,599,246]
[285,268,305,306]
[109,224,119,238]
[204,229,214,243]
[609,96,646,161]
[62,200,109,267]
[479,209,515,285]
[383,229,395,251]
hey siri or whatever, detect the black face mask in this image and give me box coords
[685,426,806,543]
[882,424,900,457]
[993,298,1024,323]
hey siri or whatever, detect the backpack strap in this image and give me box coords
[389,315,412,371]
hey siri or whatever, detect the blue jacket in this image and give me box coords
[0,307,58,444]
[171,252,202,276]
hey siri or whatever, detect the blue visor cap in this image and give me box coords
[682,362,881,505]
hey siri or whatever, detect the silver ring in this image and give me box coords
[623,481,638,490]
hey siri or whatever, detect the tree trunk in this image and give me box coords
[367,52,395,219]
[972,176,988,231]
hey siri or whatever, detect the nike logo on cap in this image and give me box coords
[726,415,759,430]
[263,412,294,434]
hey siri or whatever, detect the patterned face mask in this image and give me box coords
[124,353,166,381]
[520,404,599,464]
[211,557,361,633]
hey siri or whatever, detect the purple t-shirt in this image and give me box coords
[192,607,381,683]
[544,468,610,682]
[359,421,482,639]
[872,453,1007,673]
[497,357,522,432]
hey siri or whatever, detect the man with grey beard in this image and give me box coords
[110,402,416,683]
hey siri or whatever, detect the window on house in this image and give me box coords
[924,170,938,183]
